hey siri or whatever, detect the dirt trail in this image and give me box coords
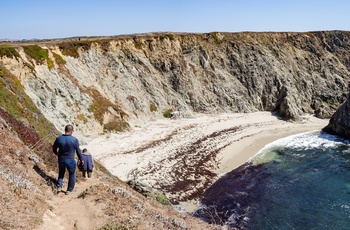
[36,176,108,230]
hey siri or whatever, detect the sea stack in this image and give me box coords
[323,92,350,138]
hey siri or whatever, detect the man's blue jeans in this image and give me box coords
[57,159,77,191]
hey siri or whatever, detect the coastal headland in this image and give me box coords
[0,31,348,228]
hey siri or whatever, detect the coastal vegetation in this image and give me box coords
[166,33,175,41]
[0,45,20,58]
[52,51,66,65]
[58,40,91,58]
[0,65,58,168]
[88,88,129,132]
[23,45,54,69]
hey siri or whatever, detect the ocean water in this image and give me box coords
[193,131,350,229]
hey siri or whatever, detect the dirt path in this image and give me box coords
[36,176,108,230]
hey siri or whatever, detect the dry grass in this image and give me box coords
[0,121,49,229]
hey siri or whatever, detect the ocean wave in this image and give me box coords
[250,130,349,165]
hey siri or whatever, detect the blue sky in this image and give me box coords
[1,0,350,40]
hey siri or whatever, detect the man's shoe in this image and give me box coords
[57,187,62,192]
[66,190,75,195]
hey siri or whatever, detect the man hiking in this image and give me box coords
[53,124,83,194]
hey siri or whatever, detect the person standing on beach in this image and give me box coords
[52,124,83,194]
[79,148,94,178]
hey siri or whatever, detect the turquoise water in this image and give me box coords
[193,131,350,229]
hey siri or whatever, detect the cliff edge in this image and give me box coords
[323,91,350,138]
[1,31,350,142]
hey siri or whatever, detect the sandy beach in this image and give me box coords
[82,112,329,210]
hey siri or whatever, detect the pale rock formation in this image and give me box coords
[1,31,350,142]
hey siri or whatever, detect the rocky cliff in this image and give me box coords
[1,31,350,229]
[1,31,350,142]
[323,91,350,138]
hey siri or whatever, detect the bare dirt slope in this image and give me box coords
[33,168,220,230]
[36,176,109,230]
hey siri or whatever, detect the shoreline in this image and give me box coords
[82,112,329,212]
[181,117,328,212]
[215,120,328,176]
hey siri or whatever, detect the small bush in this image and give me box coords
[163,109,173,118]
[166,33,175,41]
[104,121,129,132]
[155,193,172,205]
[150,102,158,112]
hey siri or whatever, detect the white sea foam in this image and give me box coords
[250,130,349,165]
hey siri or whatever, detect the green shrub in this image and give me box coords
[23,45,48,65]
[88,104,97,112]
[166,33,174,41]
[155,193,172,205]
[149,102,158,112]
[163,109,173,118]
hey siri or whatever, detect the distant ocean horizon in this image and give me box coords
[193,130,350,229]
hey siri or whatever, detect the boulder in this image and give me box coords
[323,92,350,138]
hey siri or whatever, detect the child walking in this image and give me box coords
[79,148,94,178]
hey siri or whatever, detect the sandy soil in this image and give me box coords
[35,176,108,230]
[82,112,329,212]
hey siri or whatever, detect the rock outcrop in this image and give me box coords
[1,31,350,142]
[323,91,350,138]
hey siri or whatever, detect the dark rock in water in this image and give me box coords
[323,92,350,139]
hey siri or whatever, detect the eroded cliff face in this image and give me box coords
[1,31,350,141]
[323,92,350,138]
